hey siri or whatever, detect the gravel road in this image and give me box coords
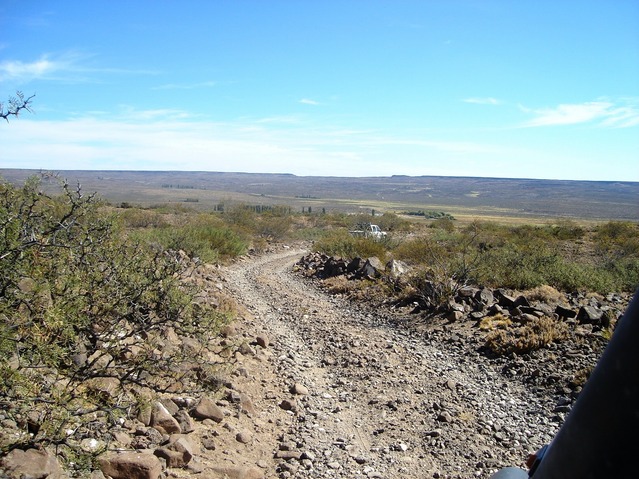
[222,247,561,479]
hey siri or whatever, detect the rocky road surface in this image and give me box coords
[222,247,562,479]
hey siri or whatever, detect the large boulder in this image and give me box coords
[0,448,62,479]
[98,452,162,479]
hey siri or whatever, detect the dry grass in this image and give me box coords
[322,276,353,294]
[523,284,565,303]
[478,313,512,331]
[484,316,569,355]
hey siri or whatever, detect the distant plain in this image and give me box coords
[2,169,638,223]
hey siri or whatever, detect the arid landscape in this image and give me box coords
[2,169,638,222]
[1,169,637,479]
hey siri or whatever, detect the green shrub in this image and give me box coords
[133,214,248,263]
[314,229,388,260]
[0,176,230,462]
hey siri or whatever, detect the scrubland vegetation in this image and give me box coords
[1,174,637,470]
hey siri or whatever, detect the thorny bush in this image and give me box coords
[0,176,230,470]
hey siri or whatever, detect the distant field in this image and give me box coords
[2,169,638,223]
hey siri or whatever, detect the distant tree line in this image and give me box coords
[405,210,455,220]
[162,184,196,189]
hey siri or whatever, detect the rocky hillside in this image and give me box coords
[0,246,632,479]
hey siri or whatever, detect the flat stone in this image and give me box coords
[192,396,225,422]
[0,448,62,479]
[98,452,162,479]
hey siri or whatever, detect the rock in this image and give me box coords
[220,324,237,338]
[458,287,478,298]
[324,257,348,277]
[275,450,303,460]
[555,304,577,319]
[0,448,62,479]
[255,334,269,348]
[112,430,133,447]
[360,257,385,279]
[238,341,256,356]
[279,398,297,412]
[514,295,530,307]
[150,401,181,434]
[212,466,264,479]
[239,393,257,416]
[192,396,225,422]
[174,409,195,433]
[154,436,194,468]
[98,452,162,479]
[447,310,463,322]
[577,305,604,324]
[495,289,516,308]
[236,430,252,444]
[159,397,179,415]
[386,259,410,278]
[347,257,364,273]
[475,288,494,305]
[290,383,309,396]
[85,377,121,402]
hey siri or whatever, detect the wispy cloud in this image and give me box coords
[0,52,157,83]
[463,97,501,105]
[152,81,217,90]
[0,55,65,82]
[521,99,639,128]
[299,98,320,105]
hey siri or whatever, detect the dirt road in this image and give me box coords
[222,247,559,478]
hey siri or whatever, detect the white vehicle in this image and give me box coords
[349,223,387,240]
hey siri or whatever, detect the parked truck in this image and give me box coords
[349,223,387,240]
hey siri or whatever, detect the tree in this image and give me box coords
[1,91,35,122]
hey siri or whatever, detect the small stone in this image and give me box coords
[255,334,269,348]
[279,399,297,412]
[290,383,309,396]
[275,450,303,460]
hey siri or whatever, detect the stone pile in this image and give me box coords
[295,252,629,331]
[295,252,409,280]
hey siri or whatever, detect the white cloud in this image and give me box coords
[1,115,513,177]
[522,99,639,128]
[0,55,62,82]
[3,108,637,180]
[0,52,157,84]
[299,98,320,105]
[463,97,501,105]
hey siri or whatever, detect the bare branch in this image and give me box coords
[1,91,35,122]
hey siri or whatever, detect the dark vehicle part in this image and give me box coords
[491,290,639,479]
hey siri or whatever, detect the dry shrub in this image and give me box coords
[323,276,352,294]
[485,316,569,355]
[524,284,564,303]
[322,276,378,301]
[570,366,593,389]
[479,313,512,331]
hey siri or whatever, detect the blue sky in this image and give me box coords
[1,0,638,181]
